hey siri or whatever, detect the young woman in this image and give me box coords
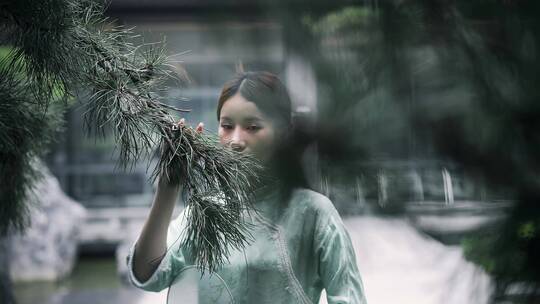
[127,71,367,303]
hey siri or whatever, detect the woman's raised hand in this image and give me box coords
[158,119,204,188]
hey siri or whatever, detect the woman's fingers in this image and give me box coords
[171,118,184,131]
[172,119,203,134]
[196,122,204,134]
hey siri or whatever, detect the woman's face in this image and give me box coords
[218,93,277,163]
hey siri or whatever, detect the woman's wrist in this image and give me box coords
[157,172,181,191]
[155,179,180,204]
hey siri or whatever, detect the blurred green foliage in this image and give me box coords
[0,46,66,235]
[274,0,540,301]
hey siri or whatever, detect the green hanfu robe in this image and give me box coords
[127,188,367,304]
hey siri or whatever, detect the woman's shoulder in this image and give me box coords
[289,188,340,217]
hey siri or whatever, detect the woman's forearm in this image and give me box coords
[132,180,180,282]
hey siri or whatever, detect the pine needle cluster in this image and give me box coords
[154,125,263,273]
[0,69,63,235]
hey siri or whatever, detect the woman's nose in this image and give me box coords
[230,128,246,152]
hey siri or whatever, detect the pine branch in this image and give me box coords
[1,0,266,271]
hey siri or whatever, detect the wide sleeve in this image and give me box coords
[126,208,190,292]
[316,209,367,304]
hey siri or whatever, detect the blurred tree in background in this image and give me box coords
[271,0,540,302]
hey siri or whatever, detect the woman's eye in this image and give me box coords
[220,124,233,130]
[246,125,261,131]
